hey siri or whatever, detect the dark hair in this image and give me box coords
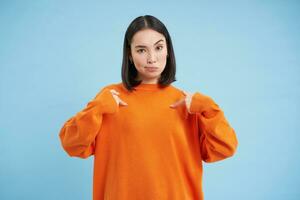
[121,15,177,92]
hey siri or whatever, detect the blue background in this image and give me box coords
[1,0,299,199]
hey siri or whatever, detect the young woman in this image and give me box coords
[59,15,238,200]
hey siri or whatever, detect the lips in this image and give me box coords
[145,67,158,72]
[145,66,158,69]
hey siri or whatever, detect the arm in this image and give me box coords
[59,87,118,158]
[190,92,238,163]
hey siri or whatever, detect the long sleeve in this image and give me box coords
[190,92,238,163]
[59,87,118,158]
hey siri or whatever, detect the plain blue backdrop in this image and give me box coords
[1,0,299,199]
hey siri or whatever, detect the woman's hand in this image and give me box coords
[169,90,193,113]
[110,89,128,106]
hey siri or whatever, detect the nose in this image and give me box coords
[147,51,156,63]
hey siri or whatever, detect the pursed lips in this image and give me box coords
[145,66,158,69]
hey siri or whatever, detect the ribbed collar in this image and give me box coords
[134,83,170,91]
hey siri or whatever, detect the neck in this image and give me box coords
[136,76,160,84]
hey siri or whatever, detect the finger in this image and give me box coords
[110,89,120,95]
[111,94,119,104]
[119,100,128,106]
[182,90,192,97]
[170,98,185,108]
[117,97,128,106]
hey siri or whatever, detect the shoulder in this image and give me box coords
[91,82,119,100]
[168,84,186,96]
[101,83,120,90]
[95,82,126,94]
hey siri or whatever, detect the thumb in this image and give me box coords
[118,97,128,106]
[170,98,184,108]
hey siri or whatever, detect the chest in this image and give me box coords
[103,93,190,138]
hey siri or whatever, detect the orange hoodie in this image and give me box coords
[59,82,238,200]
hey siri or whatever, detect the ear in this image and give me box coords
[128,52,133,62]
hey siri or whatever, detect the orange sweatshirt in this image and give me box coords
[59,82,238,200]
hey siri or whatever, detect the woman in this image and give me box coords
[59,15,238,200]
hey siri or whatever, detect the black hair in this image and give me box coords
[121,15,177,92]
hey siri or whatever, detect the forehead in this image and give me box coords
[131,29,166,45]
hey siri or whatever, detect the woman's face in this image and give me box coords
[130,29,168,84]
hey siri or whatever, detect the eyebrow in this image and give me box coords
[134,39,165,48]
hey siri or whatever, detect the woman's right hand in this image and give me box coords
[110,89,128,106]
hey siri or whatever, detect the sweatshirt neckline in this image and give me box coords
[134,83,167,91]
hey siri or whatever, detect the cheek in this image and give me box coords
[159,54,167,60]
[158,55,167,66]
[158,50,168,60]
[133,55,147,68]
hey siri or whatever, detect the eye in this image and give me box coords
[156,46,163,50]
[137,49,145,53]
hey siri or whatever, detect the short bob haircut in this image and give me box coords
[121,15,177,92]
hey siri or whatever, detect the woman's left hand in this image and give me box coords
[169,90,193,114]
